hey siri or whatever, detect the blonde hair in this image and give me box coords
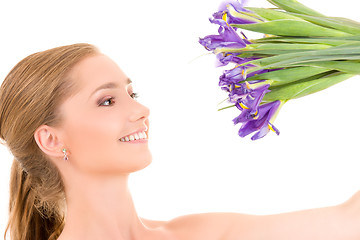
[0,43,100,240]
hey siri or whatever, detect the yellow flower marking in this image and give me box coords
[268,123,276,133]
[222,12,227,22]
[239,102,249,109]
[242,69,248,79]
[222,12,230,27]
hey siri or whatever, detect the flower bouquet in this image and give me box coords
[199,0,360,140]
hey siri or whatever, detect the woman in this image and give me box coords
[1,43,359,240]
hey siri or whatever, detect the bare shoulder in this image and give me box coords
[143,212,253,240]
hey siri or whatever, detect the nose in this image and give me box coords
[128,100,150,123]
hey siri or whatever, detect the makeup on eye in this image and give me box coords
[98,96,116,106]
[97,92,139,107]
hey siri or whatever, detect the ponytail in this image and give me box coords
[0,44,99,240]
[5,159,64,240]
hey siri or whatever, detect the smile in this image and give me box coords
[120,131,147,142]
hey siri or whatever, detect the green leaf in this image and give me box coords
[232,19,351,37]
[218,104,236,111]
[226,5,264,23]
[245,7,305,21]
[267,0,325,17]
[287,61,360,74]
[215,43,331,56]
[248,43,330,50]
[288,13,360,35]
[329,17,360,30]
[245,42,360,69]
[253,36,359,46]
[329,35,360,41]
[250,55,360,73]
[262,72,354,101]
[246,66,331,86]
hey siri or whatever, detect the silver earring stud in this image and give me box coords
[62,148,68,161]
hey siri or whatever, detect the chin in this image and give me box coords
[132,154,152,172]
[123,151,152,173]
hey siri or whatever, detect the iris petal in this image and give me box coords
[235,100,281,140]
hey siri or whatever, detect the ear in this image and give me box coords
[34,125,64,159]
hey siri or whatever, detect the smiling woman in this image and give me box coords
[0,43,153,240]
[55,54,151,175]
[1,43,360,240]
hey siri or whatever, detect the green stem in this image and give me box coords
[218,104,236,111]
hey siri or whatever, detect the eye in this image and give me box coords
[98,97,116,106]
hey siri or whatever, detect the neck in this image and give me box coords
[60,171,148,240]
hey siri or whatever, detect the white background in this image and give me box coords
[1,0,360,235]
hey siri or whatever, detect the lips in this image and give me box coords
[120,131,148,142]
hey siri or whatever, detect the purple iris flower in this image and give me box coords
[218,64,271,121]
[216,53,244,67]
[218,0,248,12]
[233,100,281,140]
[211,0,257,27]
[232,83,269,106]
[215,51,252,67]
[224,81,270,120]
[218,64,271,87]
[219,65,248,85]
[210,12,256,26]
[199,0,282,140]
[199,24,247,52]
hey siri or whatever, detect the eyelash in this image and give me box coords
[98,92,139,106]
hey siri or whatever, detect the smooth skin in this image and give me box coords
[33,54,360,240]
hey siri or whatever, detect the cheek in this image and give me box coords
[63,110,125,169]
[71,110,120,142]
[62,109,151,174]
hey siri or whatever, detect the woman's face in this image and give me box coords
[58,54,151,175]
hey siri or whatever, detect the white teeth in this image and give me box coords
[120,131,147,142]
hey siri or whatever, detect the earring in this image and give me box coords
[62,148,68,161]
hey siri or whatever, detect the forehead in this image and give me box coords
[70,54,128,91]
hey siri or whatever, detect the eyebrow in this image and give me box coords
[90,78,132,98]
